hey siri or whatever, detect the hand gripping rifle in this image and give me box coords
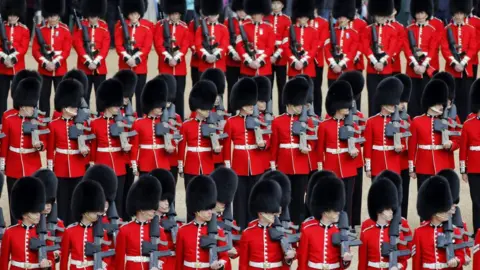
[239,23,256,61]
[163,19,179,58]
[433,107,461,145]
[161,202,182,245]
[332,211,362,256]
[23,108,50,148]
[289,24,306,66]
[142,215,175,269]
[280,207,299,231]
[73,9,98,74]
[329,13,343,64]
[264,100,274,127]
[452,206,474,241]
[0,14,16,64]
[352,100,366,129]
[407,29,435,77]
[46,203,64,243]
[201,18,219,54]
[246,105,272,146]
[437,215,473,261]
[155,111,181,151]
[85,218,115,270]
[0,207,5,240]
[268,216,300,256]
[385,106,412,150]
[446,26,467,77]
[110,114,137,151]
[34,20,54,62]
[103,201,123,246]
[30,214,61,267]
[380,210,411,269]
[117,6,140,64]
[226,6,237,58]
[448,104,463,129]
[371,25,386,63]
[217,203,241,249]
[201,113,228,152]
[69,98,95,154]
[292,106,317,152]
[200,212,231,266]
[339,109,365,154]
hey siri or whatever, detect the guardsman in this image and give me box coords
[302,170,336,227]
[252,75,273,172]
[413,176,466,269]
[408,79,454,189]
[466,5,480,79]
[48,78,87,225]
[0,0,30,122]
[176,175,229,269]
[270,77,314,225]
[364,77,404,178]
[388,0,406,75]
[236,0,275,79]
[325,0,359,85]
[297,174,353,269]
[239,178,295,270]
[284,0,318,79]
[359,177,409,270]
[60,180,112,270]
[114,0,153,117]
[0,77,46,224]
[441,0,476,122]
[265,0,291,114]
[195,0,229,73]
[32,0,71,117]
[362,0,397,117]
[90,79,130,219]
[50,69,89,121]
[317,80,360,222]
[154,0,189,120]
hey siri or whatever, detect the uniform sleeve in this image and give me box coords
[238,231,249,270]
[465,26,477,65]
[153,22,166,56]
[412,229,422,270]
[115,24,128,59]
[318,22,329,50]
[324,30,334,66]
[223,119,232,165]
[195,27,208,58]
[454,228,466,267]
[139,27,153,63]
[473,229,480,269]
[361,26,375,62]
[316,122,326,168]
[296,229,309,270]
[363,119,373,170]
[385,26,397,61]
[460,123,468,173]
[72,28,88,63]
[403,26,414,61]
[179,25,190,58]
[90,121,97,163]
[269,119,279,164]
[60,228,71,270]
[58,28,72,62]
[175,228,185,270]
[115,227,127,270]
[305,28,319,65]
[32,31,47,65]
[130,120,139,164]
[0,227,11,269]
[449,116,461,151]
[98,28,111,64]
[345,31,359,68]
[393,24,405,58]
[1,117,9,159]
[408,119,417,170]
[264,26,275,58]
[358,230,368,270]
[178,123,187,164]
[441,28,457,66]
[427,27,441,66]
[46,123,55,162]
[219,27,230,56]
[283,26,294,61]
[17,27,30,56]
[217,229,230,265]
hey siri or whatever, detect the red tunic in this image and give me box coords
[194,21,229,72]
[311,17,329,68]
[389,20,406,73]
[224,17,251,68]
[168,113,182,167]
[154,20,190,76]
[283,24,319,77]
[0,22,30,76]
[264,13,291,67]
[361,217,414,251]
[361,23,397,75]
[459,117,480,173]
[473,229,480,269]
[324,26,359,80]
[188,20,199,68]
[160,214,184,270]
[350,17,368,71]
[465,15,480,67]
[403,23,440,79]
[441,23,477,78]
[114,20,153,74]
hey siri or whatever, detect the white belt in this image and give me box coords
[183,261,210,268]
[326,148,349,154]
[249,261,283,269]
[307,261,340,269]
[279,143,299,149]
[418,145,444,150]
[234,144,258,150]
[56,148,81,155]
[97,147,122,152]
[423,262,449,269]
[10,261,41,269]
[368,261,390,268]
[470,146,480,151]
[187,146,212,152]
[125,256,150,262]
[372,145,395,151]
[140,144,165,150]
[9,146,36,154]
[70,260,94,267]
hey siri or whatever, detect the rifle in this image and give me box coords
[200,212,231,265]
[292,106,317,152]
[433,107,461,145]
[0,14,16,64]
[29,214,61,266]
[23,108,50,148]
[339,109,365,154]
[239,23,256,60]
[142,215,174,269]
[167,105,183,142]
[201,113,228,152]
[110,114,137,151]
[371,25,386,63]
[155,111,181,153]
[407,29,435,77]
[0,207,5,240]
[85,218,115,270]
[437,216,473,261]
[380,210,411,268]
[46,203,64,243]
[34,18,54,62]
[163,19,179,58]
[352,100,366,127]
[329,13,342,64]
[446,26,467,76]
[246,105,272,146]
[200,18,219,54]
[448,104,463,129]
[268,216,300,255]
[289,24,305,62]
[306,106,321,136]
[399,109,410,129]
[226,6,237,52]
[69,98,95,154]
[332,211,362,256]
[264,100,274,126]
[117,6,139,63]
[452,206,474,240]
[103,201,123,246]
[217,204,241,250]
[279,207,299,231]
[384,106,412,150]
[161,202,182,244]
[73,9,98,74]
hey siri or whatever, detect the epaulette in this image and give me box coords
[302,216,314,223]
[67,222,78,229]
[413,114,425,120]
[243,20,253,26]
[243,224,256,231]
[217,23,227,29]
[464,117,475,124]
[18,23,28,30]
[316,16,327,23]
[6,113,15,119]
[367,113,380,120]
[349,28,358,34]
[280,14,291,19]
[179,221,194,228]
[120,220,134,228]
[98,26,109,32]
[385,24,395,30]
[263,21,272,27]
[139,25,150,30]
[362,225,374,233]
[58,23,70,31]
[51,118,61,123]
[407,23,415,29]
[304,223,317,230]
[99,19,107,25]
[465,24,475,29]
[6,223,19,230]
[183,118,194,124]
[426,24,436,30]
[227,115,238,121]
[178,21,188,27]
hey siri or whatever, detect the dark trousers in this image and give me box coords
[273,65,287,115]
[454,77,473,123]
[408,77,429,118]
[85,75,106,107]
[122,166,134,221]
[6,177,17,225]
[134,74,147,117]
[115,175,126,219]
[170,166,179,184]
[313,66,324,116]
[327,79,335,88]
[366,74,388,117]
[234,175,261,230]
[0,74,13,123]
[400,169,410,219]
[174,76,187,120]
[468,173,480,232]
[226,66,241,114]
[417,174,432,191]
[57,177,82,226]
[184,173,197,222]
[351,167,363,227]
[40,75,62,117]
[474,65,478,79]
[287,174,309,225]
[106,0,119,48]
[342,176,356,225]
[191,66,200,86]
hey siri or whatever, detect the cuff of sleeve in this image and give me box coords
[408,160,415,173]
[365,159,371,172]
[317,162,322,171]
[47,159,53,170]
[270,161,276,170]
[460,160,466,174]
[225,161,231,168]
[1,157,5,171]
[131,160,138,172]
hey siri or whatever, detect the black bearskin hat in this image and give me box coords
[367,177,398,221]
[189,80,217,111]
[368,0,394,16]
[12,70,42,96]
[2,0,26,17]
[201,0,223,15]
[230,78,258,111]
[186,175,217,214]
[120,0,145,17]
[245,0,272,15]
[150,169,176,204]
[338,71,364,100]
[421,79,448,113]
[200,68,226,95]
[96,79,124,112]
[231,0,244,11]
[54,79,83,112]
[11,177,46,220]
[195,0,201,14]
[376,170,403,205]
[156,74,177,102]
[164,0,186,14]
[63,70,88,97]
[71,180,105,222]
[13,78,41,109]
[81,0,107,18]
[260,171,291,209]
[141,78,168,115]
[292,0,315,21]
[394,0,402,12]
[249,179,282,215]
[355,0,362,11]
[325,80,353,116]
[411,0,433,18]
[42,0,65,17]
[113,70,138,99]
[84,165,118,202]
[32,169,58,204]
[253,76,272,102]
[310,176,345,219]
[210,167,238,204]
[283,77,309,106]
[333,0,356,19]
[471,79,480,112]
[305,170,336,214]
[417,176,453,221]
[433,72,455,101]
[296,75,314,104]
[374,77,403,107]
[437,169,460,204]
[127,175,162,216]
[394,74,412,103]
[450,0,472,15]
[316,0,325,10]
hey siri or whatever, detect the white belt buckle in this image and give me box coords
[195,262,203,268]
